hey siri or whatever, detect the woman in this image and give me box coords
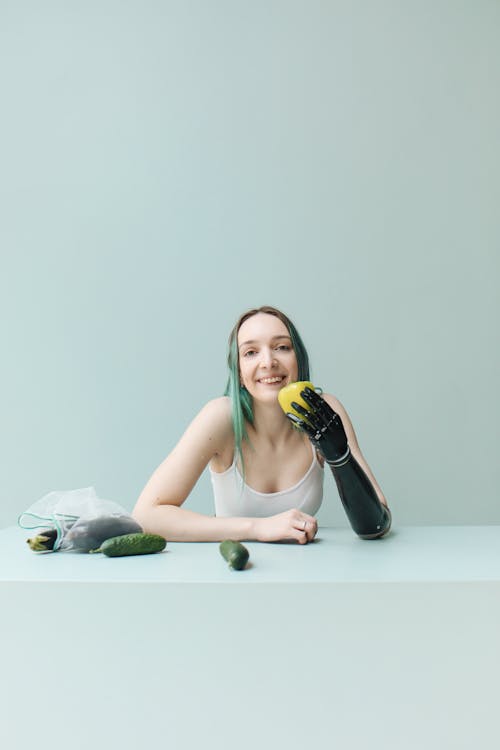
[132,305,392,543]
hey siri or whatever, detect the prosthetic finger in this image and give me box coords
[293,400,348,454]
[285,412,317,438]
[290,401,323,431]
[300,386,325,410]
[301,387,337,424]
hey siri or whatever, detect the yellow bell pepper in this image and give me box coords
[278,380,316,423]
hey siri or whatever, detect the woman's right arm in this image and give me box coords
[132,397,317,543]
[132,397,250,541]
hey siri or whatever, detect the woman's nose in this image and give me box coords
[260,349,278,368]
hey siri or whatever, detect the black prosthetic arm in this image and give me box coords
[286,387,391,540]
[327,450,392,539]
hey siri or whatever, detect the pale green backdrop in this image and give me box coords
[1,0,499,529]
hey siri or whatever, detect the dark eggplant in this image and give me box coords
[63,514,143,552]
[26,520,77,552]
[27,528,59,552]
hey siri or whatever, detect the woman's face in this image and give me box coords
[237,313,299,403]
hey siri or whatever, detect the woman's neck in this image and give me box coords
[248,402,299,449]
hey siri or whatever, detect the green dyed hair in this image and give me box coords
[223,305,311,486]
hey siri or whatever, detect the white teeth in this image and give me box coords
[259,377,284,384]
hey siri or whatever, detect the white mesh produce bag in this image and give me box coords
[18,486,131,551]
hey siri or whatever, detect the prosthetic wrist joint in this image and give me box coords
[325,446,351,468]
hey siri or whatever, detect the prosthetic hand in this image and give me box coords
[283,385,391,539]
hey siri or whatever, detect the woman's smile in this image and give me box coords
[257,376,286,386]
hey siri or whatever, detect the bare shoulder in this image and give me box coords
[133,397,233,510]
[321,392,348,416]
[207,395,232,414]
[202,395,232,424]
[321,393,343,411]
[320,392,360,448]
[195,396,233,449]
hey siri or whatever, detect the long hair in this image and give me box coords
[223,305,311,486]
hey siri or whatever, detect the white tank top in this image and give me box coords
[209,442,324,518]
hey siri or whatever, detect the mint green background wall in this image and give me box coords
[1,1,499,529]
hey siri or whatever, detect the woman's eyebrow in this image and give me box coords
[238,335,291,349]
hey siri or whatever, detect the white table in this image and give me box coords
[1,525,499,750]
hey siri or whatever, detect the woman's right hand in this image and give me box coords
[252,509,318,544]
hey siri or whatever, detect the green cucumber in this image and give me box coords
[90,533,166,557]
[219,540,249,570]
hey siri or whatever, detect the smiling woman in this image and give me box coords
[132,305,391,543]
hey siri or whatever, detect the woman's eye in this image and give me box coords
[243,345,290,357]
